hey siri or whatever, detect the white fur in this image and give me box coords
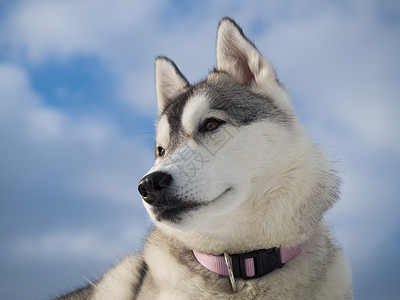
[181,95,210,135]
[155,57,188,114]
[155,115,170,151]
[92,255,144,300]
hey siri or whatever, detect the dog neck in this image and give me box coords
[193,244,301,280]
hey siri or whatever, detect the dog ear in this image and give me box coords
[155,56,189,114]
[216,18,277,87]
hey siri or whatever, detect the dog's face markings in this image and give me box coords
[181,94,211,136]
[155,115,170,154]
[141,18,297,228]
[159,75,291,151]
[205,74,292,125]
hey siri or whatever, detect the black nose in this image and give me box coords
[138,171,172,205]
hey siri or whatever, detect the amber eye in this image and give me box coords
[200,118,225,133]
[206,120,219,131]
[156,146,165,157]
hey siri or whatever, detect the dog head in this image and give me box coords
[138,18,338,253]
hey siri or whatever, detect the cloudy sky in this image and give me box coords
[0,0,399,299]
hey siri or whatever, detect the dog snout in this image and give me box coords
[138,171,172,206]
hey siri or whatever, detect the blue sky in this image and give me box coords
[0,0,399,299]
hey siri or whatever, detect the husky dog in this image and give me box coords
[57,18,352,299]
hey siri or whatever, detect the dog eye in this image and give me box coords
[156,146,165,157]
[199,118,225,133]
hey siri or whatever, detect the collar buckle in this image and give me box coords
[232,247,284,279]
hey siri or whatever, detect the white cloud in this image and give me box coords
[0,63,40,112]
[328,167,400,260]
[10,226,146,262]
[4,0,157,63]
[117,68,158,114]
[26,106,67,140]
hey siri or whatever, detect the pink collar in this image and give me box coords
[193,245,301,279]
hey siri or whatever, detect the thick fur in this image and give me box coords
[56,18,352,299]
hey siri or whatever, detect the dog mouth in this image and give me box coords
[152,188,232,223]
[208,187,232,205]
[153,202,202,223]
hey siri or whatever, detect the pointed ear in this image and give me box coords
[216,18,277,86]
[155,56,189,114]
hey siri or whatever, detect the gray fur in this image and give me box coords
[55,283,95,300]
[205,73,293,125]
[160,73,292,156]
